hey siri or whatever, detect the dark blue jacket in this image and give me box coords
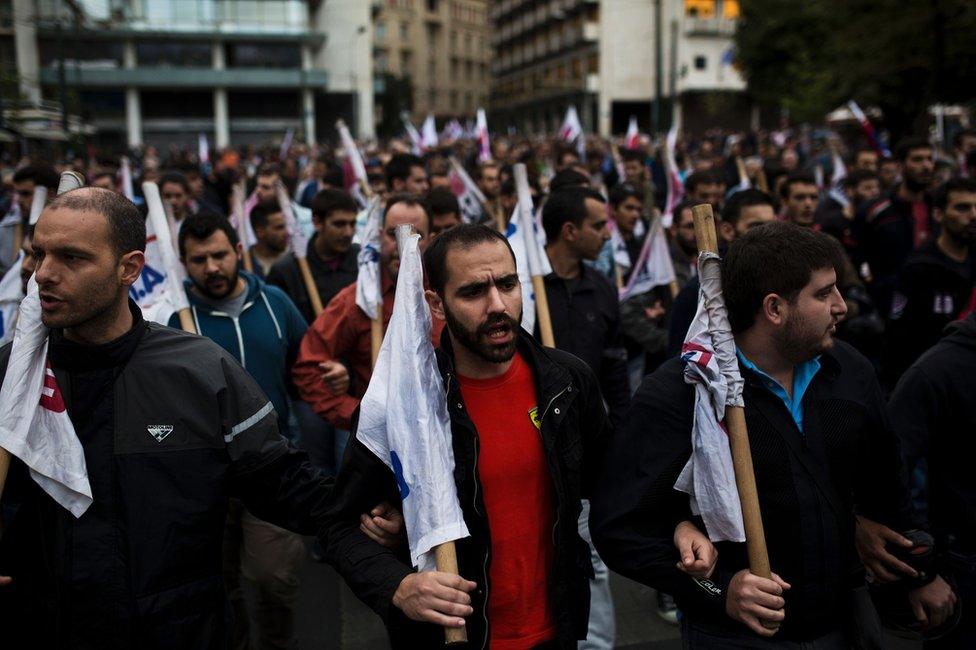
[169,271,307,431]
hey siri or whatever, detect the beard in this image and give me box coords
[443,303,522,365]
[196,268,240,300]
[904,171,933,193]
[774,309,835,365]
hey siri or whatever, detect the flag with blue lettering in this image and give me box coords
[508,164,552,335]
[355,197,383,319]
[356,226,469,570]
[134,183,190,325]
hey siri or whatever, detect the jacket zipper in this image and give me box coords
[541,384,572,546]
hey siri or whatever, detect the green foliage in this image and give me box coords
[735,0,976,139]
[377,73,414,138]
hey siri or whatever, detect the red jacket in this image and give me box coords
[293,273,444,429]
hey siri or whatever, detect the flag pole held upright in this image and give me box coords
[276,181,323,317]
[690,203,772,584]
[513,164,554,347]
[232,180,254,273]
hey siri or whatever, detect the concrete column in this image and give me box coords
[13,0,41,103]
[121,40,141,147]
[125,88,142,148]
[301,46,316,144]
[212,43,229,148]
[302,89,316,145]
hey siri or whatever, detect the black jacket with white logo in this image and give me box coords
[0,303,334,650]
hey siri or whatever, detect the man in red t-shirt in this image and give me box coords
[320,224,717,649]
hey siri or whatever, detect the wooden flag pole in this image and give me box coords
[233,181,254,273]
[299,257,324,317]
[435,542,468,644]
[691,203,773,585]
[143,182,196,334]
[532,275,555,348]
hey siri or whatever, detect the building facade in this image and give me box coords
[490,0,746,137]
[371,0,491,126]
[5,0,374,150]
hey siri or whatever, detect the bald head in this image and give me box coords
[45,187,146,257]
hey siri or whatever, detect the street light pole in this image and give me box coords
[652,0,663,136]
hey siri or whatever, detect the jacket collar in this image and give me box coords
[183,270,261,315]
[305,235,359,273]
[436,326,572,400]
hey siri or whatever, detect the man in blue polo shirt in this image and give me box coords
[593,222,956,648]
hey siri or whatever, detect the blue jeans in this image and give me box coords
[578,500,615,649]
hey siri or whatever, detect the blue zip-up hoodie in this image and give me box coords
[169,271,308,432]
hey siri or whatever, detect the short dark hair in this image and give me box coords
[158,171,189,193]
[386,153,424,186]
[542,187,606,242]
[685,170,721,194]
[427,187,460,217]
[843,168,880,190]
[953,128,976,149]
[176,163,201,179]
[423,223,516,295]
[13,165,59,191]
[895,137,932,162]
[780,172,818,200]
[178,211,239,258]
[321,162,345,188]
[46,187,145,256]
[723,189,775,228]
[384,192,431,234]
[476,161,500,182]
[620,148,644,163]
[249,200,281,231]
[549,168,589,193]
[933,177,976,211]
[609,182,644,207]
[257,163,281,179]
[311,188,358,223]
[722,221,838,333]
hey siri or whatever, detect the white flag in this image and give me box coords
[277,181,310,258]
[0,276,92,517]
[476,108,491,162]
[355,198,383,320]
[402,113,423,156]
[673,251,746,542]
[508,164,552,335]
[421,114,439,149]
[356,226,469,570]
[448,157,488,224]
[198,133,210,165]
[619,215,675,300]
[560,106,583,143]
[0,251,23,345]
[338,119,370,194]
[134,183,190,325]
[119,156,135,201]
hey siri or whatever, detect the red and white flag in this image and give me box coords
[0,275,92,517]
[476,108,491,162]
[674,251,746,542]
[624,116,640,150]
[448,157,488,224]
[421,114,439,150]
[560,106,583,143]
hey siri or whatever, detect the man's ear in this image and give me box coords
[119,250,145,288]
[760,293,787,327]
[932,208,944,225]
[425,289,445,321]
[235,241,244,261]
[718,220,735,243]
[560,220,576,243]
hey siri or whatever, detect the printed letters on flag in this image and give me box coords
[0,251,23,345]
[356,226,470,570]
[355,197,383,320]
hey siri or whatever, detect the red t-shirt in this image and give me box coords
[458,352,556,650]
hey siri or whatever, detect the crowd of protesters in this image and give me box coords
[0,117,974,650]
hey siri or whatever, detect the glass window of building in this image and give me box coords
[39,38,123,69]
[694,55,707,70]
[227,43,301,68]
[685,0,717,18]
[137,41,211,68]
[400,22,409,41]
[375,21,386,42]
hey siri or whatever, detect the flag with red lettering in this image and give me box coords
[0,276,92,517]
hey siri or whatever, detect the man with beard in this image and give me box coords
[592,222,955,647]
[854,137,936,316]
[318,224,712,648]
[882,177,976,386]
[0,188,380,648]
[171,211,312,650]
[248,200,289,278]
[292,194,440,434]
[820,169,882,257]
[670,202,701,289]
